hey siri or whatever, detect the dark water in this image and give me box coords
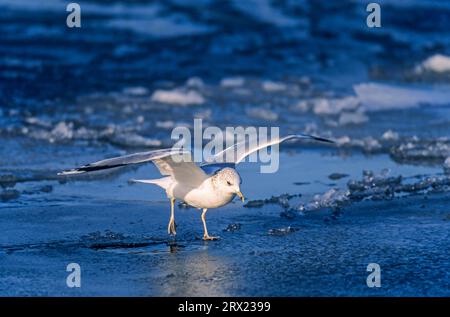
[1,0,450,296]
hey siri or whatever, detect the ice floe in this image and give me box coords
[0,174,16,189]
[262,80,287,92]
[328,173,349,180]
[246,107,279,121]
[244,194,299,209]
[186,77,205,88]
[151,89,205,106]
[334,135,382,153]
[291,100,310,113]
[0,189,20,202]
[298,188,349,212]
[312,96,360,115]
[155,120,176,129]
[223,223,242,232]
[24,117,52,128]
[13,118,165,148]
[354,83,450,111]
[390,138,450,163]
[444,157,450,174]
[107,132,162,148]
[337,110,369,126]
[231,0,299,27]
[238,168,450,218]
[416,54,450,73]
[268,226,299,236]
[123,86,149,96]
[304,169,450,212]
[381,130,400,141]
[220,77,245,88]
[50,121,74,141]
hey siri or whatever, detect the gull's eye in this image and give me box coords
[226,181,232,186]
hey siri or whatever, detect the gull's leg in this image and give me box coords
[167,197,176,235]
[201,208,219,241]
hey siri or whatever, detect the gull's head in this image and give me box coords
[214,167,244,202]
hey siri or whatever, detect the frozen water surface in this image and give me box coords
[1,0,450,296]
[1,150,450,296]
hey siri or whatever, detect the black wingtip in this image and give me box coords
[302,134,335,144]
[57,169,84,176]
[58,163,127,176]
[311,135,335,144]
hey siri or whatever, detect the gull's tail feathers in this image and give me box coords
[129,177,172,190]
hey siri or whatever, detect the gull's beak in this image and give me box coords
[236,191,245,203]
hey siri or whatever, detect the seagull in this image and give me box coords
[59,134,333,240]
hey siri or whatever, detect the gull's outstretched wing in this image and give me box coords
[210,134,334,164]
[58,148,209,187]
[152,152,209,186]
[200,162,236,175]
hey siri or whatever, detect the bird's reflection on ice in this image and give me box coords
[155,245,231,296]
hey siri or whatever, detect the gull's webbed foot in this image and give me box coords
[203,234,220,241]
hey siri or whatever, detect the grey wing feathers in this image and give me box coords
[153,152,208,187]
[212,133,334,164]
[200,162,236,175]
[59,148,185,175]
[58,149,173,175]
[59,147,208,187]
